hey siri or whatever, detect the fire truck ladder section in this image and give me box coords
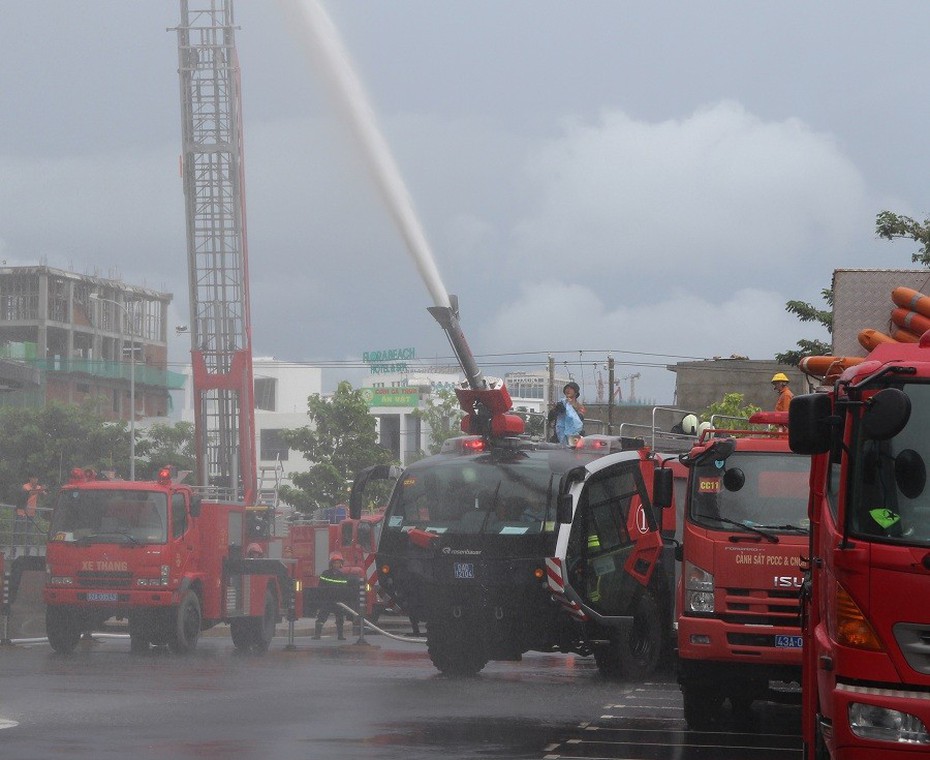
[176,0,257,504]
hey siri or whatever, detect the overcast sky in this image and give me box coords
[2,1,928,404]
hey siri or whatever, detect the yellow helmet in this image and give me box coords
[771,372,790,383]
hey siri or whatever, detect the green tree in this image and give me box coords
[701,392,761,426]
[778,210,930,366]
[279,381,394,514]
[412,388,465,456]
[134,421,196,481]
[0,401,127,505]
[775,288,833,366]
[875,210,930,266]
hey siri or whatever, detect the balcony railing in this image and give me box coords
[29,358,186,390]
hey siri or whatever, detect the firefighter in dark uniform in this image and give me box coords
[313,552,350,640]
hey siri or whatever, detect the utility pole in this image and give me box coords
[607,356,615,435]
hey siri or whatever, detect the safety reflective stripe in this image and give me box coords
[544,557,589,621]
[320,576,348,585]
[587,533,600,549]
[364,553,378,586]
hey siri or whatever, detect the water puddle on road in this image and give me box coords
[334,716,574,758]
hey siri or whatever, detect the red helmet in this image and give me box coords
[329,552,344,563]
[246,543,264,558]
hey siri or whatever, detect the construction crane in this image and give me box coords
[621,373,641,403]
[174,0,257,504]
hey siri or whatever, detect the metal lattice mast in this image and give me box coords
[175,0,257,503]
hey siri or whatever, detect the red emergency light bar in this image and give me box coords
[439,436,486,455]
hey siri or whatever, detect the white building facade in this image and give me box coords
[179,357,323,492]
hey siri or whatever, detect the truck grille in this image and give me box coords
[77,571,133,588]
[720,587,801,627]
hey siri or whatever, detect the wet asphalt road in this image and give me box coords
[0,628,801,760]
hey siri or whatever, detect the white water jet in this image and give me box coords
[278,0,452,310]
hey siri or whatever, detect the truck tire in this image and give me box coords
[252,586,277,653]
[231,587,277,653]
[230,618,253,651]
[46,606,81,654]
[169,590,201,654]
[593,592,662,680]
[426,621,488,676]
[128,610,152,654]
[682,682,724,730]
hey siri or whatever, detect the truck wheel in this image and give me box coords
[230,618,253,652]
[169,590,201,654]
[46,606,81,654]
[426,622,487,676]
[682,682,724,730]
[593,593,662,680]
[252,587,277,653]
[619,593,662,680]
[128,610,152,654]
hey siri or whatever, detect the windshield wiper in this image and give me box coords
[715,516,780,543]
[77,530,139,546]
[755,523,809,534]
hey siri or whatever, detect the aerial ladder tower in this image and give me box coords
[174,0,257,504]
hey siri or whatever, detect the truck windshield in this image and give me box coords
[689,452,810,533]
[385,457,555,535]
[850,383,930,545]
[50,489,169,544]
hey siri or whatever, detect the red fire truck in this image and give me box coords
[335,510,386,619]
[675,412,809,728]
[791,340,930,758]
[44,468,289,654]
[42,8,301,655]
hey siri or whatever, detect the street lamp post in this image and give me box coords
[91,294,136,480]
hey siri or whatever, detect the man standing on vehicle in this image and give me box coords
[313,552,350,640]
[548,382,586,444]
[771,373,793,413]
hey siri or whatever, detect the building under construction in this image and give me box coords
[0,265,185,419]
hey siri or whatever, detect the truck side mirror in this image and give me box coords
[789,393,833,454]
[556,493,573,524]
[652,467,673,509]
[862,388,911,441]
[190,495,202,518]
[350,464,402,519]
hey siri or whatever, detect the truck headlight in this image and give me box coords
[849,703,930,744]
[136,565,171,587]
[685,561,714,614]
